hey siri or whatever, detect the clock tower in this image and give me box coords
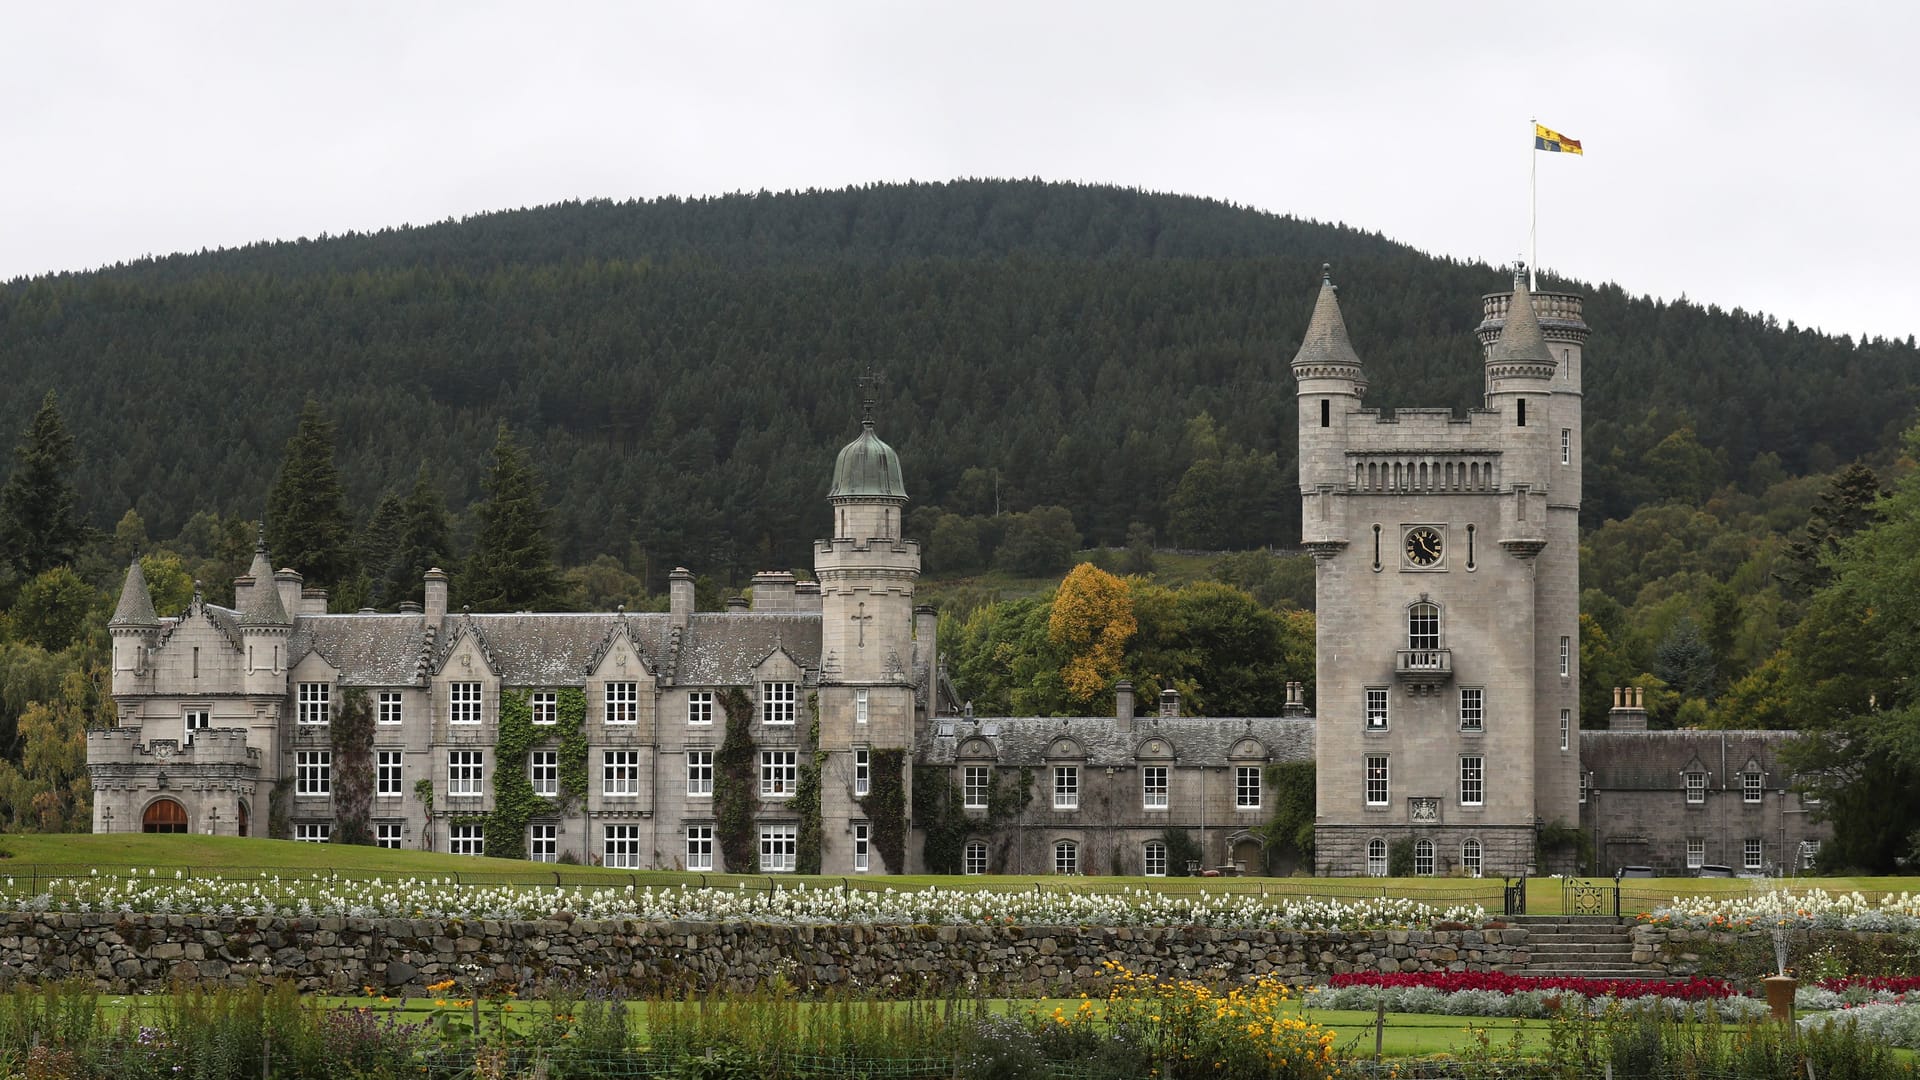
[1295,266,1588,876]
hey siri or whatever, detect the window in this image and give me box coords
[963,765,990,809]
[963,840,988,876]
[531,691,557,725]
[1579,772,1590,804]
[1743,771,1763,803]
[604,750,641,797]
[183,708,210,744]
[855,688,869,725]
[1414,838,1435,875]
[1800,840,1820,870]
[1458,688,1483,732]
[604,824,642,869]
[1236,766,1261,809]
[761,749,797,797]
[1365,688,1389,730]
[448,750,485,796]
[1685,771,1707,804]
[294,823,331,843]
[1460,756,1484,806]
[530,823,556,862]
[1053,766,1079,810]
[376,750,404,797]
[1559,637,1571,678]
[295,751,331,796]
[1053,840,1078,875]
[1560,709,1570,751]
[760,825,797,872]
[297,682,331,725]
[1461,838,1482,877]
[686,826,713,871]
[1517,398,1527,427]
[763,682,796,725]
[529,750,558,797]
[687,749,713,796]
[1407,603,1439,650]
[1686,838,1705,870]
[1144,840,1167,878]
[853,821,870,872]
[1142,766,1168,809]
[1366,838,1387,877]
[1561,428,1572,465]
[1365,755,1389,806]
[449,682,482,725]
[854,747,870,796]
[1321,398,1331,428]
[687,691,713,726]
[378,691,403,726]
[449,823,485,857]
[1744,838,1763,871]
[376,823,402,849]
[606,681,638,725]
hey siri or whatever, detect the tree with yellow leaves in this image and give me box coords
[1047,563,1137,705]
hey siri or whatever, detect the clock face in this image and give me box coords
[1405,526,1444,567]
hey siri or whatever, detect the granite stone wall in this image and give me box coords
[0,913,1534,996]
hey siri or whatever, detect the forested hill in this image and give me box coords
[3,179,1915,585]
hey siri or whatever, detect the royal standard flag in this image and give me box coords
[1535,123,1583,155]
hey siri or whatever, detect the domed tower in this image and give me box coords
[814,404,921,873]
[108,558,161,700]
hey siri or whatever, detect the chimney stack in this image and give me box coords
[299,587,329,616]
[1115,680,1135,733]
[794,580,822,614]
[750,571,796,612]
[273,569,303,621]
[1159,688,1181,719]
[669,567,695,628]
[423,568,449,623]
[1282,681,1311,717]
[1609,686,1648,731]
[726,596,749,612]
[914,604,938,686]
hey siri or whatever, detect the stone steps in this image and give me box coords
[1503,915,1663,980]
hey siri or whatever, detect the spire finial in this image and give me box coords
[255,522,268,553]
[1321,263,1332,285]
[1513,259,1528,287]
[856,366,884,426]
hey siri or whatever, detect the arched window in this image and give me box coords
[1408,603,1440,650]
[1414,838,1435,876]
[1462,838,1483,877]
[142,798,189,834]
[963,841,987,876]
[1143,840,1167,878]
[1366,838,1387,877]
[1053,841,1079,876]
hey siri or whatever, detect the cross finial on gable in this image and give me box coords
[857,366,884,424]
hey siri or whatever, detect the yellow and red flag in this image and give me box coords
[1534,123,1583,155]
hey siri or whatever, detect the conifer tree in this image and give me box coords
[264,400,356,588]
[462,425,562,611]
[385,466,454,607]
[0,391,84,579]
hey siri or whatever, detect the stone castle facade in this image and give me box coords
[90,271,1829,878]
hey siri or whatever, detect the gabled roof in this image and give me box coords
[289,615,434,687]
[1580,729,1803,790]
[675,613,823,686]
[919,715,1315,768]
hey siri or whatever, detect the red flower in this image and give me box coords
[1325,971,1734,1001]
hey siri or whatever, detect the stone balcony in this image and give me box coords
[1395,649,1453,691]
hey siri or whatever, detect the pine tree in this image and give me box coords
[359,490,406,606]
[264,400,357,588]
[0,391,85,579]
[385,466,454,607]
[462,425,562,611]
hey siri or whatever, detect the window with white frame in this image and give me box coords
[1744,838,1763,871]
[184,708,209,744]
[963,840,987,875]
[604,824,642,869]
[1559,637,1571,677]
[1458,688,1483,731]
[1366,837,1387,877]
[855,688,869,725]
[449,682,482,725]
[687,749,713,796]
[1365,755,1389,806]
[376,750,404,797]
[1562,428,1572,465]
[1407,603,1439,650]
[1365,688,1389,729]
[375,823,402,849]
[529,750,558,797]
[686,826,713,871]
[1461,838,1482,877]
[1236,766,1261,809]
[1560,709,1571,751]
[1579,772,1590,804]
[1144,840,1167,877]
[1460,756,1484,806]
[603,750,641,796]
[1053,840,1078,875]
[1142,766,1168,809]
[448,750,485,796]
[854,747,870,796]
[1685,770,1706,804]
[1414,838,1435,876]
[1053,766,1079,809]
[297,683,331,725]
[963,765,989,809]
[295,751,331,796]
[1743,771,1763,803]
[687,691,713,726]
[761,749,797,797]
[1686,838,1705,869]
[529,823,556,863]
[762,682,796,725]
[449,824,485,856]
[294,823,331,843]
[853,821,870,872]
[606,681,638,725]
[760,825,797,872]
[377,691,403,726]
[531,690,557,725]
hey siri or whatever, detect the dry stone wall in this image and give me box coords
[0,913,1534,996]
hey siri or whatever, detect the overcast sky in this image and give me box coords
[3,2,1914,340]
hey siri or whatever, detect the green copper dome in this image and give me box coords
[829,420,907,500]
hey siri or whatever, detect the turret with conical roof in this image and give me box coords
[238,533,290,627]
[110,558,160,629]
[108,558,160,697]
[237,528,291,693]
[1291,266,1367,545]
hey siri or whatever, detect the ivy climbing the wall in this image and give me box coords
[484,687,589,859]
[714,686,758,871]
[1258,761,1317,869]
[793,691,825,875]
[914,763,1033,873]
[857,748,907,873]
[330,688,374,845]
[266,776,293,841]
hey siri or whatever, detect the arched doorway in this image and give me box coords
[142,799,189,834]
[236,801,249,838]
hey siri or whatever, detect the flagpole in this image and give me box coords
[1528,116,1537,290]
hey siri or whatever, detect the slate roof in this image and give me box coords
[675,613,823,686]
[1289,269,1365,375]
[430,613,673,685]
[919,715,1315,768]
[1492,274,1555,367]
[1580,729,1803,790]
[290,614,434,687]
[110,561,159,627]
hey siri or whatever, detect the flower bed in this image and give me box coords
[1642,889,1920,931]
[1801,1000,1920,1048]
[1818,975,1920,994]
[1326,971,1734,1001]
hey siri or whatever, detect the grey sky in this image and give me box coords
[4,1,1914,340]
